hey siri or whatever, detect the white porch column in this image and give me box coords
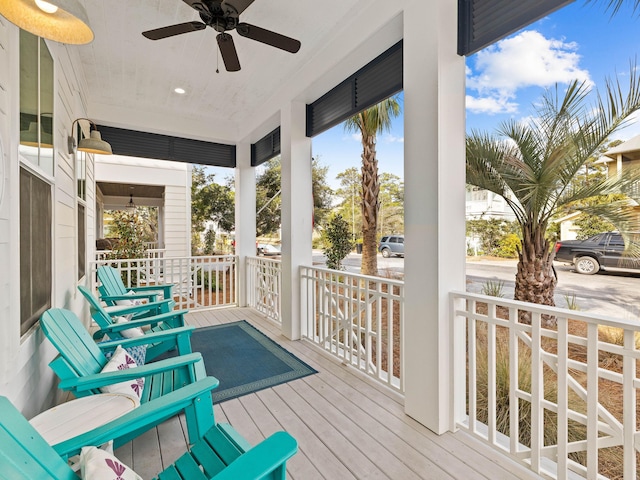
[234,141,255,307]
[280,101,312,340]
[403,0,466,433]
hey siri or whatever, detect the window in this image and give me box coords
[20,167,52,335]
[19,30,54,176]
[77,150,87,280]
[78,204,86,280]
[20,30,54,335]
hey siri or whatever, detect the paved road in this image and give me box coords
[311,251,640,320]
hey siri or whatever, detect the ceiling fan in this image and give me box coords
[142,0,301,72]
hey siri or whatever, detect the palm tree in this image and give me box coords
[466,68,640,319]
[344,96,401,276]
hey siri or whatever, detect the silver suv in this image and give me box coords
[378,235,404,258]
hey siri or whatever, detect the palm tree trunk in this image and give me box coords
[514,223,557,325]
[360,133,379,276]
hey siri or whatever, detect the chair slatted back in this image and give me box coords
[78,284,116,330]
[97,265,129,299]
[40,308,107,377]
[0,397,76,480]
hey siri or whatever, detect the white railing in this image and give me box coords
[246,256,282,325]
[91,255,238,311]
[451,291,640,480]
[301,266,404,393]
[95,248,165,262]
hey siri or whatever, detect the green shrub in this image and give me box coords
[481,280,504,297]
[494,233,521,258]
[193,269,217,291]
[323,214,353,270]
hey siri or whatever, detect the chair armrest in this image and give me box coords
[97,310,188,333]
[208,431,298,480]
[52,377,219,458]
[103,298,173,316]
[129,285,174,295]
[100,292,158,302]
[58,353,204,392]
[97,326,194,350]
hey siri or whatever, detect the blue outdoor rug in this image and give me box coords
[167,320,317,403]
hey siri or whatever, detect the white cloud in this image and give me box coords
[466,95,518,115]
[383,134,404,143]
[467,30,592,115]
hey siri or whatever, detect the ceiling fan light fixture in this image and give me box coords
[126,193,136,209]
[0,0,94,44]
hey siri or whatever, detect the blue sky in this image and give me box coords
[208,1,640,189]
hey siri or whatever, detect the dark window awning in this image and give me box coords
[306,40,403,138]
[458,0,574,56]
[96,125,236,168]
[252,127,281,166]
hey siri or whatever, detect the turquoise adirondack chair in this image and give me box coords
[40,308,214,444]
[97,264,175,308]
[0,396,298,479]
[78,285,187,360]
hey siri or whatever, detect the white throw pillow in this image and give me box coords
[100,346,145,402]
[79,446,142,480]
[115,290,143,307]
[114,316,145,338]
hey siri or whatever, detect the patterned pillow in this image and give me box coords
[79,446,142,480]
[102,342,147,368]
[100,345,145,402]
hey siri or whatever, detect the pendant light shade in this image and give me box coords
[0,0,94,45]
[78,130,112,155]
[68,118,113,155]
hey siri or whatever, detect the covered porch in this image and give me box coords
[123,305,536,480]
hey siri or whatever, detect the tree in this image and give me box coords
[466,68,640,318]
[335,167,362,242]
[378,173,404,237]
[323,214,353,270]
[191,166,234,254]
[344,95,401,276]
[256,156,333,237]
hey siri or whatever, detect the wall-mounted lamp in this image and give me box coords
[67,118,112,155]
[0,0,94,45]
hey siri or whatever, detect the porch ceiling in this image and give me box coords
[76,0,370,146]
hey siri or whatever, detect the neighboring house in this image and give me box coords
[96,155,192,258]
[553,212,582,241]
[599,134,640,193]
[465,185,516,221]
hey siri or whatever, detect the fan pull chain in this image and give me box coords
[216,47,220,74]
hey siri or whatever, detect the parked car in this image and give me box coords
[554,232,640,275]
[378,235,404,258]
[257,243,281,256]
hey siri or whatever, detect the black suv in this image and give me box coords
[378,235,404,258]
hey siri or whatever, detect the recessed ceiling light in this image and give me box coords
[174,87,186,94]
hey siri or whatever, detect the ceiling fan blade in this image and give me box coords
[222,0,256,15]
[236,23,301,53]
[142,21,206,40]
[217,33,241,71]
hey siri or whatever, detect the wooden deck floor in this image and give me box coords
[115,307,539,480]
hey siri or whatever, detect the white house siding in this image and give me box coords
[164,184,190,257]
[0,22,95,417]
[95,157,191,257]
